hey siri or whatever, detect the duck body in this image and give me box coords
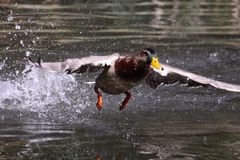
[95,55,149,95]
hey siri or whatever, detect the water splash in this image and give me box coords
[0,66,93,123]
[0,60,6,70]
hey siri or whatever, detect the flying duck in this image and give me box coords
[27,48,240,111]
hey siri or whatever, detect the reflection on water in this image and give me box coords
[1,0,240,159]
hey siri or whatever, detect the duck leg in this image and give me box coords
[94,87,103,111]
[119,91,131,111]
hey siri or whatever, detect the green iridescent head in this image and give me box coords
[142,48,161,70]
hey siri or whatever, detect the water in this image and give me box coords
[1,0,240,159]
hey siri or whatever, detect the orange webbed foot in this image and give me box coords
[95,87,103,111]
[119,92,131,111]
[96,95,103,111]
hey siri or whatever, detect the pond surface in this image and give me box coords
[1,0,240,159]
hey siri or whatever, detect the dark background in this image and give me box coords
[0,0,240,159]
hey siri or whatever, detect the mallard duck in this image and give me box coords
[27,48,240,111]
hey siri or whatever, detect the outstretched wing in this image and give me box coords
[146,63,240,92]
[28,53,120,74]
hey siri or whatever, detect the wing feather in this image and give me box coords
[28,53,120,74]
[146,63,240,92]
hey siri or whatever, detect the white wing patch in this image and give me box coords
[150,65,168,76]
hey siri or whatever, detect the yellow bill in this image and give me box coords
[151,57,161,70]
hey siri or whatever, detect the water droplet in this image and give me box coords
[29,29,33,33]
[5,46,9,50]
[209,52,220,63]
[15,24,21,30]
[20,40,24,45]
[7,16,14,21]
[0,60,6,70]
[76,109,81,113]
[50,22,54,27]
[217,98,222,104]
[203,136,207,145]
[24,31,28,36]
[25,51,31,57]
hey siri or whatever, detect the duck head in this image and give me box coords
[141,48,161,70]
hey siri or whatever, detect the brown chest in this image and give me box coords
[114,56,149,81]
